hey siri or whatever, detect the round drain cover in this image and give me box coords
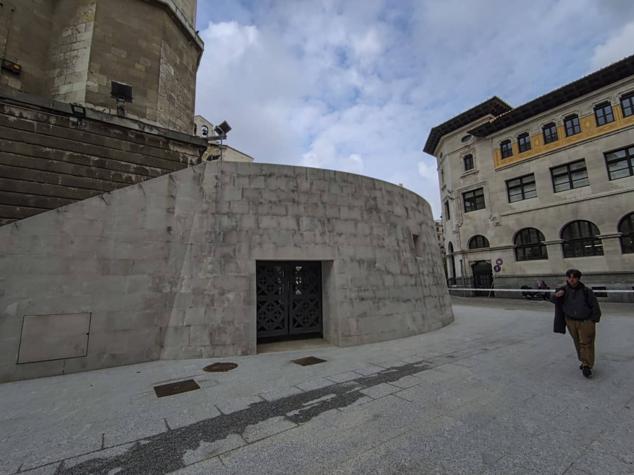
[203,362,238,372]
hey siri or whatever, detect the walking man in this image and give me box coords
[552,269,601,378]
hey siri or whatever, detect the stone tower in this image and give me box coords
[0,0,202,133]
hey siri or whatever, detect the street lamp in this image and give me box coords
[208,121,232,161]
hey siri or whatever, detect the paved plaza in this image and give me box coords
[1,297,633,474]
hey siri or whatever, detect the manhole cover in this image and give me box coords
[154,379,200,398]
[293,356,326,366]
[203,362,238,372]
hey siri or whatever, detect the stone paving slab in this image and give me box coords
[1,298,633,475]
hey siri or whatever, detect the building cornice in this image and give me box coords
[423,97,511,156]
[469,54,634,137]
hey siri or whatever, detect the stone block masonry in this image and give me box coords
[0,0,203,133]
[0,161,453,382]
[0,88,207,226]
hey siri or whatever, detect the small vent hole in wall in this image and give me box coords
[412,234,420,256]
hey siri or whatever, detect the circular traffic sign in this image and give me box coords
[494,265,501,273]
[495,258,503,266]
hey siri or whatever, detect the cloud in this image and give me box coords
[201,21,258,64]
[195,1,634,218]
[591,22,634,69]
[417,161,436,180]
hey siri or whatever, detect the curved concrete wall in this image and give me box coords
[0,162,453,381]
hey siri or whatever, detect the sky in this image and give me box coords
[194,0,634,218]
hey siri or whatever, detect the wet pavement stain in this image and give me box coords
[51,360,432,475]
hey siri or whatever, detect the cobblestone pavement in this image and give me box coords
[1,298,633,474]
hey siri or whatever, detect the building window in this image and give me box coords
[551,159,589,192]
[605,145,634,180]
[468,235,490,249]
[444,200,450,220]
[514,228,548,261]
[618,212,634,253]
[463,188,485,213]
[463,154,474,171]
[542,122,558,144]
[447,242,456,284]
[561,220,603,258]
[621,92,634,118]
[517,132,531,153]
[500,140,513,159]
[461,134,472,143]
[201,125,209,137]
[564,114,581,136]
[506,174,537,202]
[594,101,614,126]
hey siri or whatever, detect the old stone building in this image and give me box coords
[0,0,202,133]
[0,0,207,225]
[425,55,634,300]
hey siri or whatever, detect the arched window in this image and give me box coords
[514,228,548,261]
[517,132,531,153]
[564,114,581,136]
[594,101,614,126]
[618,212,634,253]
[561,220,603,257]
[542,122,558,144]
[468,235,489,249]
[201,125,209,137]
[620,92,634,118]
[500,140,513,159]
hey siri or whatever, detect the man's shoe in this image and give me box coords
[582,366,592,378]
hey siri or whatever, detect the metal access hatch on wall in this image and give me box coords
[17,313,91,364]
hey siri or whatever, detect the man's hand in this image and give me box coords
[554,290,565,298]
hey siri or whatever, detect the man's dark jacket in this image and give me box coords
[551,282,601,334]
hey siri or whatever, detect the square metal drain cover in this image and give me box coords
[154,379,200,398]
[292,356,326,366]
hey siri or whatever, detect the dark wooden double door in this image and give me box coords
[472,261,493,297]
[256,261,323,342]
